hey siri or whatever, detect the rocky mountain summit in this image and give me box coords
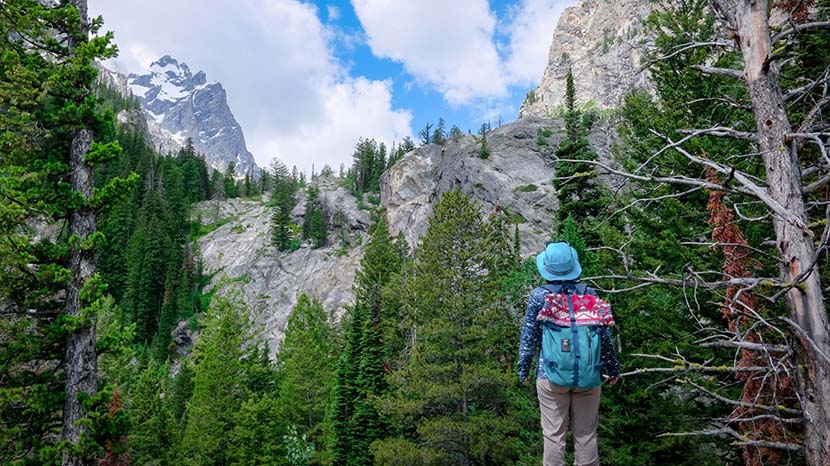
[126,55,258,175]
[520,0,655,116]
[195,116,615,351]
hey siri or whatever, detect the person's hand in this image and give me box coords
[523,378,531,385]
[607,376,620,386]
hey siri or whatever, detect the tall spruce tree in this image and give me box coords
[270,159,297,252]
[552,68,607,232]
[127,361,179,466]
[373,191,523,465]
[276,294,336,462]
[181,296,251,465]
[0,2,131,463]
[329,216,402,466]
[302,187,327,248]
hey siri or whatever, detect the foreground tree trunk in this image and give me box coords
[62,1,98,465]
[712,1,830,464]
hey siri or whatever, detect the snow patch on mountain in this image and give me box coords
[126,55,259,176]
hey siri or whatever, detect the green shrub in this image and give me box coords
[514,184,538,193]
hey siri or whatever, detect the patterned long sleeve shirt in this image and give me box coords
[517,283,622,382]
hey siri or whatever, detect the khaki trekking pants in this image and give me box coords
[536,378,601,466]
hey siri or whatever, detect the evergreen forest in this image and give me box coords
[1,1,829,466]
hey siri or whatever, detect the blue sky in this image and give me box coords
[91,0,573,173]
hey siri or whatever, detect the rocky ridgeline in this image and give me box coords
[128,55,258,175]
[520,0,654,116]
[99,56,258,176]
[194,117,615,352]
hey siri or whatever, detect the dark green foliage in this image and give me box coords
[97,132,212,353]
[552,69,609,233]
[350,138,387,194]
[563,68,580,140]
[96,81,141,113]
[0,1,131,461]
[224,161,239,198]
[302,187,327,248]
[128,361,179,465]
[269,159,298,252]
[277,294,336,463]
[477,123,491,159]
[418,122,434,146]
[329,216,402,466]
[433,118,447,145]
[180,295,281,465]
[373,191,526,465]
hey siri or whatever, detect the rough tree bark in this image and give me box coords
[61,1,98,465]
[711,1,830,464]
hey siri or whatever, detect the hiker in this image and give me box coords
[517,241,621,466]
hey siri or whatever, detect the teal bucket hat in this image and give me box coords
[536,241,582,281]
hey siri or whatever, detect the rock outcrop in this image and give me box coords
[194,186,370,352]
[519,0,655,116]
[385,117,576,256]
[193,117,616,352]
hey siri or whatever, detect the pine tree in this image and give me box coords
[418,122,434,145]
[302,187,327,248]
[181,296,251,465]
[128,361,179,465]
[224,162,239,198]
[564,67,580,141]
[328,303,366,465]
[399,136,416,154]
[477,123,491,159]
[229,344,283,466]
[0,3,129,461]
[433,117,447,145]
[270,158,297,252]
[330,216,402,465]
[373,191,522,465]
[123,189,174,343]
[552,68,608,233]
[277,294,336,460]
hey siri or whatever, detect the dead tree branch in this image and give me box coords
[681,379,802,415]
[772,21,830,43]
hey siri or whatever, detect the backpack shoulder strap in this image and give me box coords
[540,283,562,294]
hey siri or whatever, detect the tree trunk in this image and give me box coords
[62,1,98,465]
[712,1,830,464]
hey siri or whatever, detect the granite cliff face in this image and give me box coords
[195,117,616,351]
[520,0,655,116]
[126,56,258,175]
[193,182,369,351]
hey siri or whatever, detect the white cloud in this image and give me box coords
[263,77,411,173]
[351,0,507,106]
[90,0,412,173]
[351,0,574,104]
[502,0,572,86]
[327,5,341,22]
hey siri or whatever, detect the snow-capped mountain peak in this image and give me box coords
[126,55,258,176]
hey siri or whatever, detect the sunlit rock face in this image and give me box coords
[520,0,655,117]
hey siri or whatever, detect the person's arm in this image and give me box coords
[599,327,622,383]
[517,288,545,383]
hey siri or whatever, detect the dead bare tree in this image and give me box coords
[552,1,830,464]
[712,4,829,464]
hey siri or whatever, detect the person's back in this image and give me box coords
[517,241,621,466]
